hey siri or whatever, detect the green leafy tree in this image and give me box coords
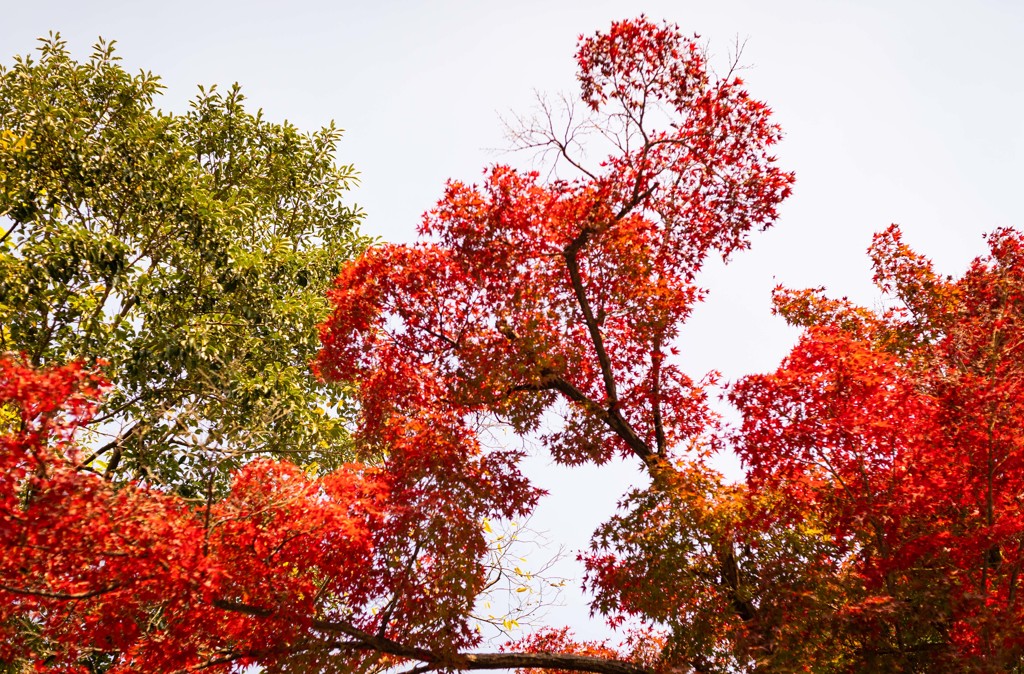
[0,35,369,492]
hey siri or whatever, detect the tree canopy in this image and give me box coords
[0,35,369,492]
[3,17,1024,674]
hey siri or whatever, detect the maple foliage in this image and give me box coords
[724,226,1024,671]
[580,227,1024,672]
[0,353,536,672]
[0,17,797,674]
[317,17,792,471]
[13,14,1024,674]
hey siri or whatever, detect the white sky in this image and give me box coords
[6,0,1024,644]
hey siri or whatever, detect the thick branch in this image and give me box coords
[651,339,666,455]
[315,618,648,674]
[215,593,650,674]
[457,652,648,674]
[563,230,618,406]
[212,598,275,617]
[312,617,438,663]
[311,615,650,674]
[614,183,658,222]
[561,224,662,468]
[76,422,139,475]
[516,375,655,465]
[0,215,22,247]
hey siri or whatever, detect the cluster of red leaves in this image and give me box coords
[572,231,1024,673]
[576,19,792,264]
[505,626,666,674]
[0,354,536,672]
[724,226,1024,670]
[508,626,622,666]
[318,17,792,471]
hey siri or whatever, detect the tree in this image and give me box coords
[0,35,369,493]
[721,226,1024,671]
[9,16,1024,674]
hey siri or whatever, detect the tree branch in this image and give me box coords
[312,616,649,674]
[563,228,618,406]
[515,374,655,464]
[312,617,438,663]
[0,583,122,600]
[211,598,275,617]
[457,652,648,674]
[651,338,666,455]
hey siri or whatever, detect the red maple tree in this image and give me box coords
[8,16,1023,674]
[723,226,1024,670]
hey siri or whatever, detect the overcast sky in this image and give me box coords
[6,0,1024,642]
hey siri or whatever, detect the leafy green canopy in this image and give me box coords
[0,35,370,491]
